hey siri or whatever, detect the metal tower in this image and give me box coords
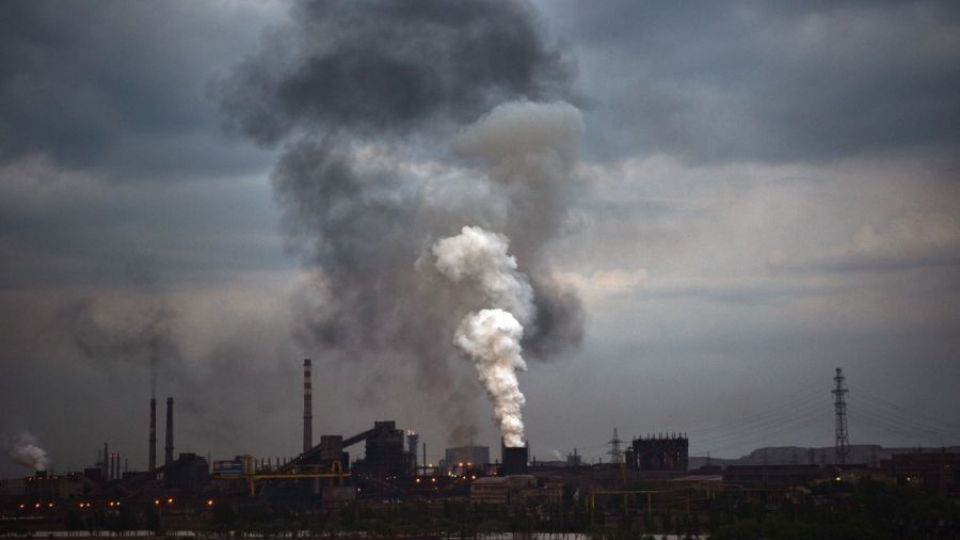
[832,367,849,465]
[607,427,624,464]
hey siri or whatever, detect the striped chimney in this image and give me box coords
[303,359,313,453]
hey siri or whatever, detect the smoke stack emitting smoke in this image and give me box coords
[5,433,50,472]
[429,101,583,446]
[434,226,533,447]
[220,0,583,444]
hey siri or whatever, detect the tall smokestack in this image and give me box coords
[164,397,174,466]
[303,359,313,453]
[407,431,419,475]
[149,398,157,473]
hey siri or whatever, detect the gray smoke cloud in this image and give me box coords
[220,0,584,443]
[218,0,573,144]
[3,432,50,472]
[67,299,180,399]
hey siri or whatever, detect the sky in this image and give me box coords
[2,0,959,477]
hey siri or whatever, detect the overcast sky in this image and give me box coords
[2,0,959,477]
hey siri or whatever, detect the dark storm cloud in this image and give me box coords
[218,0,574,144]
[0,1,270,177]
[544,0,960,163]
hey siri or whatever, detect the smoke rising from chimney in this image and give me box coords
[434,226,534,325]
[455,308,527,446]
[434,226,534,446]
[4,433,50,472]
[219,0,584,443]
[165,397,174,466]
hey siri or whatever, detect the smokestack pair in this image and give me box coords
[148,397,174,471]
[106,452,121,480]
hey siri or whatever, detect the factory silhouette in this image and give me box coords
[2,363,958,536]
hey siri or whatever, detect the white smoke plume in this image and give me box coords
[454,309,527,447]
[434,226,533,447]
[429,102,584,447]
[433,226,534,325]
[4,432,50,471]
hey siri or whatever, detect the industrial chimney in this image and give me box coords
[303,359,313,453]
[149,398,157,473]
[407,431,419,476]
[164,397,174,466]
[500,438,528,476]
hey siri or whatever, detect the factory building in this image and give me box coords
[444,446,490,468]
[165,453,210,491]
[21,473,85,499]
[500,440,529,476]
[350,421,407,479]
[626,434,689,472]
[882,451,960,494]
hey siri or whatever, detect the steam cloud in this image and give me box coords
[4,433,50,471]
[434,227,533,446]
[434,226,534,325]
[220,0,585,442]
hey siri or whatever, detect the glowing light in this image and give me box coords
[207,499,214,507]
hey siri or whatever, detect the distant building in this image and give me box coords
[351,421,407,479]
[882,451,960,494]
[444,446,490,468]
[723,464,825,488]
[165,453,210,491]
[470,475,537,505]
[22,472,85,499]
[501,441,529,475]
[627,434,688,472]
[0,477,25,497]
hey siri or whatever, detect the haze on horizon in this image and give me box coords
[1,0,959,477]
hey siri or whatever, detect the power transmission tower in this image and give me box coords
[607,427,624,464]
[833,367,850,465]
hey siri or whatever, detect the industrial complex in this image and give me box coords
[2,363,958,536]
